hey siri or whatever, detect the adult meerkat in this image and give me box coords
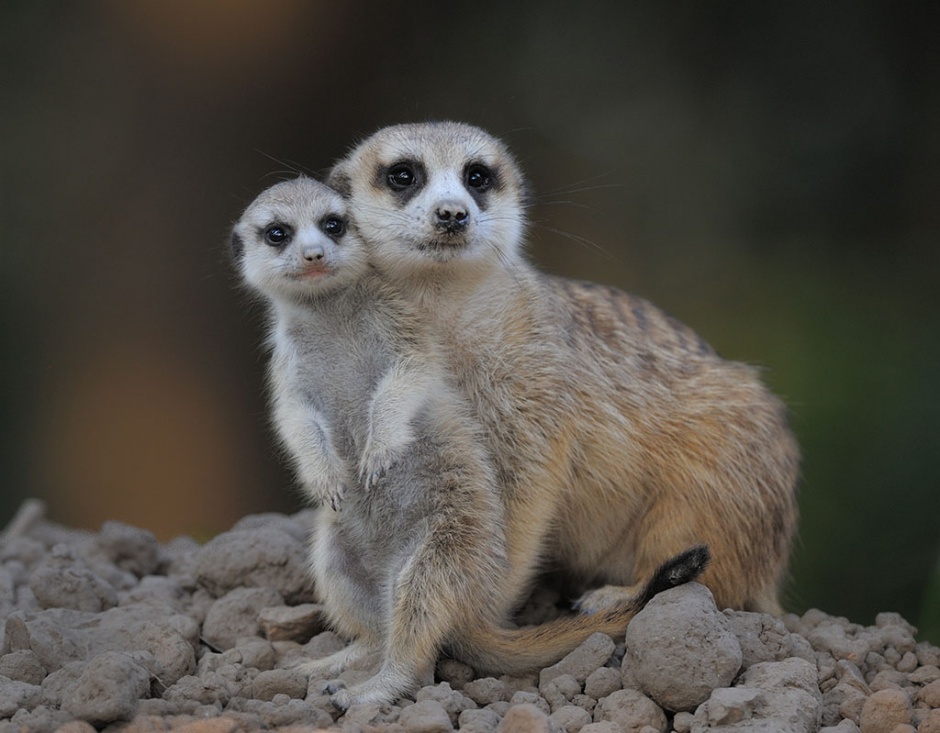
[232,176,709,707]
[329,121,800,615]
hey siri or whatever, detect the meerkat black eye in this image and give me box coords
[263,224,292,247]
[465,164,493,192]
[321,216,346,239]
[387,163,417,190]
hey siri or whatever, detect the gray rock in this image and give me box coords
[500,672,540,697]
[509,689,551,716]
[160,674,226,707]
[162,662,257,709]
[398,698,455,732]
[5,704,74,733]
[249,667,307,700]
[579,724,622,733]
[96,520,163,577]
[465,676,511,705]
[416,681,478,724]
[220,638,277,672]
[571,693,597,714]
[459,707,502,733]
[261,698,334,728]
[821,660,872,726]
[724,609,803,669]
[192,527,315,603]
[225,694,334,728]
[807,622,871,665]
[0,648,47,685]
[5,603,196,684]
[673,710,695,733]
[437,658,476,690]
[584,666,622,700]
[691,658,821,733]
[820,721,861,733]
[201,586,284,651]
[258,602,329,642]
[119,575,188,611]
[39,661,86,708]
[822,678,868,726]
[61,651,151,725]
[592,688,667,733]
[0,675,43,718]
[858,688,913,733]
[231,511,312,542]
[551,704,593,733]
[625,583,742,712]
[540,632,616,688]
[28,545,118,612]
[541,673,581,711]
[496,703,555,733]
[739,657,820,698]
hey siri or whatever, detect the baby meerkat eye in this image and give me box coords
[264,224,292,247]
[465,164,493,192]
[387,163,417,190]
[321,216,346,239]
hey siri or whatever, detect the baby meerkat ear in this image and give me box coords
[230,230,245,260]
[327,161,352,198]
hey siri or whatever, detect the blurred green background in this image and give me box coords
[1,1,937,642]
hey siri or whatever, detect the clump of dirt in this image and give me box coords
[1,499,938,733]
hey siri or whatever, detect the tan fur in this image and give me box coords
[330,121,800,616]
[233,176,705,708]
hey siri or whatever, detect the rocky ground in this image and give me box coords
[1,499,938,733]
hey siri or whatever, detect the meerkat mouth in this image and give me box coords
[416,234,471,253]
[294,266,333,279]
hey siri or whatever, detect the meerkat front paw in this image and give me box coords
[574,584,640,614]
[306,477,348,511]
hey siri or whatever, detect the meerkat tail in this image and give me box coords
[630,544,711,609]
[456,544,711,675]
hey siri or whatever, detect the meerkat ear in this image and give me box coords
[230,230,245,260]
[327,161,352,198]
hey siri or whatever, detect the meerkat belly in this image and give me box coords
[292,325,398,458]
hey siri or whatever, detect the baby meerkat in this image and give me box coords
[232,176,709,708]
[330,121,800,615]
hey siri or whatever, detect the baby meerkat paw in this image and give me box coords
[358,445,402,491]
[327,683,352,712]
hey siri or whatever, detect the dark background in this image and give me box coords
[2,1,938,642]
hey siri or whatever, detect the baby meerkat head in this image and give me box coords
[329,122,527,280]
[232,176,368,303]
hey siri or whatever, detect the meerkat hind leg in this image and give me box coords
[330,531,474,710]
[576,544,711,613]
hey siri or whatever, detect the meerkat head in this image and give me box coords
[329,122,527,281]
[232,176,368,303]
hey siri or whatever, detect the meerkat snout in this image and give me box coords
[302,241,326,262]
[434,201,470,233]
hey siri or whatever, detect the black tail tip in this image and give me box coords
[637,544,711,606]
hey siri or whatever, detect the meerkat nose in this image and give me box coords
[434,201,469,233]
[302,244,325,262]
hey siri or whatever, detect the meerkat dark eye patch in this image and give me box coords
[464,162,498,210]
[263,223,293,247]
[465,164,492,192]
[378,160,426,204]
[321,216,346,239]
